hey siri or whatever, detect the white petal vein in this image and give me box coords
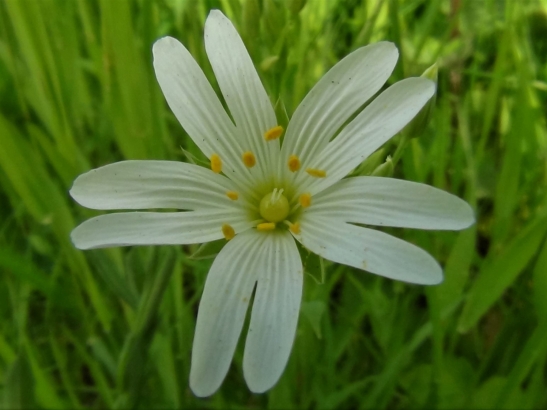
[190,230,262,397]
[70,160,251,211]
[71,210,252,249]
[153,36,255,192]
[243,231,302,393]
[296,77,436,195]
[204,10,278,181]
[295,215,442,284]
[308,176,475,230]
[281,41,398,179]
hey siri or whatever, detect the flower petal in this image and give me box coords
[243,231,302,393]
[281,42,398,174]
[309,177,475,230]
[295,216,442,284]
[71,211,251,249]
[189,230,262,397]
[70,160,249,211]
[297,77,436,195]
[152,36,255,191]
[204,10,278,179]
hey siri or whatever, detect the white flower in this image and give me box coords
[70,10,474,397]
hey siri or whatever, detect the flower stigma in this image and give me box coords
[259,188,290,223]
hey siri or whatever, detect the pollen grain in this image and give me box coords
[287,154,301,172]
[289,222,301,234]
[299,193,312,208]
[222,224,235,240]
[257,222,276,231]
[306,168,326,178]
[210,154,222,174]
[242,151,256,168]
[264,125,284,141]
[226,191,239,200]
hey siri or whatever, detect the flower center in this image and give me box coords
[259,188,289,223]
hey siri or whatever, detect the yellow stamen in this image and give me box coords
[226,191,239,200]
[222,224,235,240]
[306,168,326,178]
[264,125,284,141]
[289,222,301,234]
[287,154,301,172]
[257,222,276,231]
[210,154,222,173]
[299,193,312,208]
[242,151,256,168]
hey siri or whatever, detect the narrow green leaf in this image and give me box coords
[151,333,180,408]
[49,334,83,409]
[87,336,117,378]
[0,333,16,364]
[532,238,547,321]
[87,250,140,310]
[458,214,547,332]
[62,327,115,408]
[3,354,35,410]
[436,227,476,311]
[24,340,65,409]
[495,322,547,409]
[0,114,113,330]
[116,250,177,405]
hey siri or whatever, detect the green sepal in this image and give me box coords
[189,239,226,260]
[260,55,280,72]
[179,145,208,166]
[371,155,394,177]
[402,63,438,139]
[351,148,386,176]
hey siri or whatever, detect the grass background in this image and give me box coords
[1,0,547,408]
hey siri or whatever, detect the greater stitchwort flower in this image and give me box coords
[70,10,474,396]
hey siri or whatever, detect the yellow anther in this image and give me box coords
[242,151,256,168]
[257,222,276,231]
[287,154,301,172]
[299,193,312,208]
[306,168,326,178]
[289,222,301,235]
[264,125,284,141]
[210,154,222,174]
[226,191,239,200]
[222,224,235,240]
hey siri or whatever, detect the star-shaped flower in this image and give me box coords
[70,10,474,397]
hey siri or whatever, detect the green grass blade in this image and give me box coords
[458,213,547,332]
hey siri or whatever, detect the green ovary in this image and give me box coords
[259,189,289,222]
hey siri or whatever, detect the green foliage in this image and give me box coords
[1,0,546,408]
